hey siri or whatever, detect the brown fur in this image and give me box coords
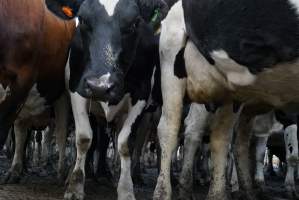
[0,0,75,146]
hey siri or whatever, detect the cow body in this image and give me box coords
[64,22,161,200]
[155,1,299,200]
[0,0,75,147]
[0,0,75,183]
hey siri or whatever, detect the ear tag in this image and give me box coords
[150,9,160,24]
[62,6,74,18]
[150,9,161,35]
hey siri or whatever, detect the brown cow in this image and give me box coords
[0,0,75,147]
[0,0,75,182]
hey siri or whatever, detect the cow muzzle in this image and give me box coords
[84,73,123,103]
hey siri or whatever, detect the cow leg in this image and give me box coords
[284,124,299,199]
[153,2,187,200]
[206,103,237,200]
[54,94,68,181]
[253,135,268,188]
[234,109,263,200]
[64,93,91,200]
[117,100,146,200]
[131,113,151,186]
[41,124,54,169]
[95,125,112,184]
[2,120,28,183]
[178,103,210,200]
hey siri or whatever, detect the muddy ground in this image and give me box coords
[0,151,295,200]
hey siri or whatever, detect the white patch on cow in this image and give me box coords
[98,72,113,88]
[154,1,187,199]
[0,84,10,103]
[75,18,79,27]
[99,0,119,16]
[65,92,92,199]
[211,50,257,86]
[18,84,47,120]
[100,93,131,122]
[284,124,298,192]
[117,99,146,200]
[103,44,116,67]
[289,0,299,14]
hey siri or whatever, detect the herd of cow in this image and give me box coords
[1,0,299,199]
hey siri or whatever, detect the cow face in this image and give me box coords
[46,0,168,104]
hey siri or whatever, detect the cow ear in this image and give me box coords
[46,0,85,19]
[136,0,169,29]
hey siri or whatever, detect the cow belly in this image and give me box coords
[18,84,48,120]
[185,40,299,109]
[184,41,231,103]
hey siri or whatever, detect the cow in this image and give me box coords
[46,0,168,199]
[155,0,299,200]
[251,111,299,199]
[0,0,75,182]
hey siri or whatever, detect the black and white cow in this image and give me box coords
[155,0,299,200]
[46,0,168,199]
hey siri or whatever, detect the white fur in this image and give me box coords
[289,0,299,14]
[18,84,47,120]
[99,0,119,16]
[154,1,187,199]
[117,99,146,200]
[0,84,10,103]
[211,50,256,86]
[98,72,112,88]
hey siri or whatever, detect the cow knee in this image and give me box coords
[118,132,130,157]
[76,131,92,153]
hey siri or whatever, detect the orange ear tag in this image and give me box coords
[62,6,74,18]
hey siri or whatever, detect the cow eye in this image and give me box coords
[123,18,140,35]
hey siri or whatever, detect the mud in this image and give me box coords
[0,151,295,200]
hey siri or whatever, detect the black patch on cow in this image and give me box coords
[204,102,223,113]
[275,110,297,128]
[289,145,293,154]
[174,48,187,79]
[182,0,299,73]
[69,29,86,93]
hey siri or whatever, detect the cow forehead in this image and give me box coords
[99,0,120,16]
[289,0,299,14]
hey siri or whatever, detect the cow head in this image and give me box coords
[46,0,168,104]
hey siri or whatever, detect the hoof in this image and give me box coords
[64,169,85,200]
[177,182,193,200]
[96,177,114,188]
[132,175,144,186]
[0,164,23,184]
[206,191,231,200]
[237,190,259,200]
[285,185,299,200]
[153,177,172,200]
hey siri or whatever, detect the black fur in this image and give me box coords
[183,0,299,74]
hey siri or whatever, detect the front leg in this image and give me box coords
[178,103,210,200]
[117,100,146,200]
[153,2,187,200]
[64,92,92,200]
[2,120,28,184]
[284,124,299,199]
[206,103,238,200]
